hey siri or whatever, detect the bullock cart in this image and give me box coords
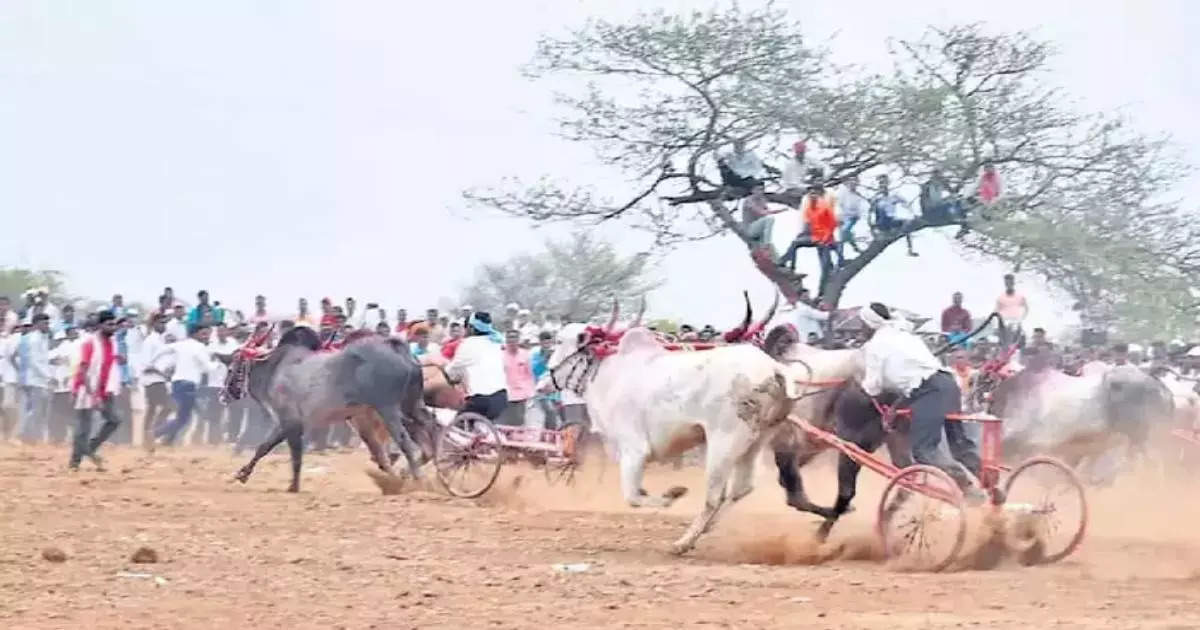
[431,410,603,499]
[788,404,1087,571]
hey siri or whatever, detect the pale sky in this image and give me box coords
[2,1,1196,334]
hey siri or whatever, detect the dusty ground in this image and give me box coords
[1,443,1199,629]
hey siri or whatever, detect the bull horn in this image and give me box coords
[631,295,647,328]
[604,297,620,333]
[743,291,781,341]
[736,291,753,335]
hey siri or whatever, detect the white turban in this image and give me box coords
[860,304,889,330]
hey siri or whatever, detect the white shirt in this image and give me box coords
[0,334,16,384]
[773,303,829,343]
[206,337,241,389]
[837,185,869,221]
[445,335,507,397]
[1079,360,1111,377]
[19,329,52,389]
[724,150,767,180]
[165,318,188,343]
[164,338,215,384]
[0,311,16,335]
[49,338,82,393]
[861,325,943,397]
[140,332,171,385]
[781,157,828,190]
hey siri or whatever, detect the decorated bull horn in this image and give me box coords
[743,291,781,341]
[631,295,647,328]
[737,290,753,334]
[604,297,620,333]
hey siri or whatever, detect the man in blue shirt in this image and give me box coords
[529,331,561,429]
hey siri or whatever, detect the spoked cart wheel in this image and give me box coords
[877,464,967,572]
[543,422,607,496]
[434,412,503,498]
[1002,456,1087,564]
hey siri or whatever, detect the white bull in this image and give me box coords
[990,364,1175,484]
[547,319,800,555]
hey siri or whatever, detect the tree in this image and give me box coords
[0,268,66,305]
[459,232,660,322]
[465,6,1194,337]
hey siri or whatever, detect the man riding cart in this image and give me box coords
[859,302,986,504]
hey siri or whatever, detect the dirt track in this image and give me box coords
[2,444,1198,629]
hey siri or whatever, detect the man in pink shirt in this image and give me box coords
[994,273,1028,346]
[500,329,535,427]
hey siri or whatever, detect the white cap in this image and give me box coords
[506,302,520,311]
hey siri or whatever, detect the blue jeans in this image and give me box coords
[836,216,860,264]
[154,380,198,446]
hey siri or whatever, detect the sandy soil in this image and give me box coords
[1,443,1198,629]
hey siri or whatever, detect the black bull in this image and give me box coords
[229,326,430,493]
[771,380,908,538]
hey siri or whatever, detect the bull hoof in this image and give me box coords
[668,541,693,556]
[662,486,688,501]
[286,484,300,493]
[234,469,250,484]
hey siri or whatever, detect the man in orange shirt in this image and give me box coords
[779,185,838,296]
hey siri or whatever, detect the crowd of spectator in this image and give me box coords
[1,272,1194,465]
[726,139,1001,296]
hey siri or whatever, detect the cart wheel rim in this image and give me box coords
[1002,456,1087,564]
[877,464,967,573]
[435,412,503,498]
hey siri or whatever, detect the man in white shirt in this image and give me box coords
[0,325,18,439]
[836,175,869,263]
[152,322,216,447]
[165,304,188,342]
[445,312,508,421]
[16,314,53,443]
[48,327,82,444]
[792,289,830,342]
[139,314,174,448]
[860,303,983,501]
[780,140,827,194]
[195,324,240,446]
[719,139,771,192]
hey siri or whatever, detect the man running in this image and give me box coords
[69,311,125,471]
[859,302,984,502]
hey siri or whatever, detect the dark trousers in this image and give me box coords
[112,388,134,444]
[718,163,758,193]
[908,371,980,489]
[533,397,562,430]
[154,380,198,446]
[463,390,508,421]
[193,387,225,446]
[779,238,835,296]
[498,399,528,427]
[142,382,173,447]
[49,391,74,444]
[70,398,123,466]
